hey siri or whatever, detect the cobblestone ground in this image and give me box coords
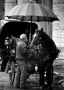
[0,64,64,90]
[0,72,64,90]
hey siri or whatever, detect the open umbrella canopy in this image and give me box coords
[5,1,59,22]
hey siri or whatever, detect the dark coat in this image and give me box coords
[16,41,29,60]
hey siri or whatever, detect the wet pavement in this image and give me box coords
[0,63,64,90]
[0,72,64,90]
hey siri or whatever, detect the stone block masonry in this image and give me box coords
[53,3,64,47]
[0,0,5,19]
[53,0,64,59]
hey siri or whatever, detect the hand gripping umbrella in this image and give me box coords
[5,0,59,42]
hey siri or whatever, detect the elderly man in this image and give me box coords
[13,34,29,89]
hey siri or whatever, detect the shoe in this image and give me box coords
[20,86,29,89]
[14,86,20,88]
[39,86,43,89]
[14,85,20,88]
[10,81,13,85]
[8,70,12,74]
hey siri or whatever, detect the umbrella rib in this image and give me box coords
[40,4,49,16]
[5,2,59,22]
[16,4,27,19]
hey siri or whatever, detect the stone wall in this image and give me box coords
[53,0,64,47]
[53,0,64,59]
[53,0,64,4]
[5,0,17,16]
[18,0,33,4]
[0,0,5,20]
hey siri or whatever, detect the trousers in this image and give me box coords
[13,60,27,88]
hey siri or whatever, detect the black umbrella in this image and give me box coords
[5,1,59,42]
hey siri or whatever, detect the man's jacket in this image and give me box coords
[16,41,29,60]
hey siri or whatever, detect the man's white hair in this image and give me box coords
[20,34,28,42]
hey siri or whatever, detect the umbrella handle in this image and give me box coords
[29,32,31,43]
[29,21,32,43]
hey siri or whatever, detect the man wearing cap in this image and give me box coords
[13,34,29,89]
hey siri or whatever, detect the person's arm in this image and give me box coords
[19,42,29,54]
